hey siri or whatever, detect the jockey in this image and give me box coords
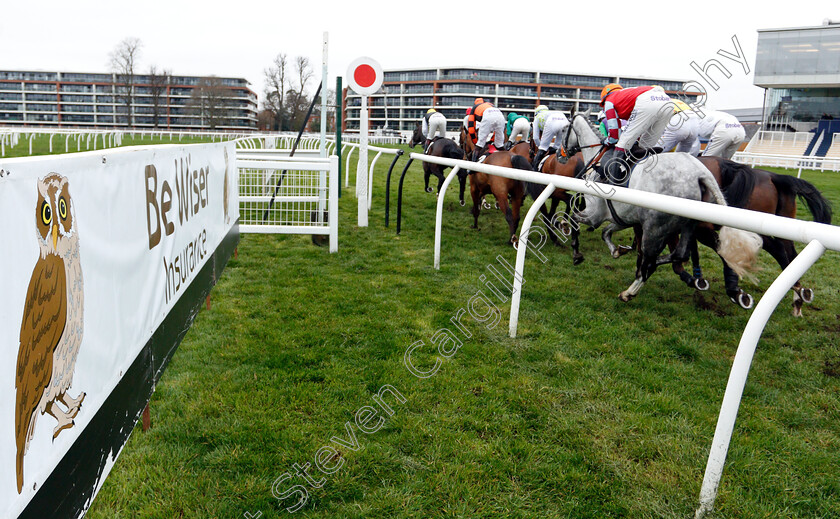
[422,108,447,151]
[696,109,746,160]
[466,97,505,160]
[531,105,570,169]
[505,112,530,150]
[657,99,700,155]
[600,83,673,185]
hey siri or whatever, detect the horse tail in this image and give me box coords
[715,157,757,208]
[699,169,763,281]
[510,154,533,172]
[769,172,833,224]
[442,141,465,161]
[508,155,542,199]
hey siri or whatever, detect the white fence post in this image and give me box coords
[329,155,339,252]
[694,239,827,519]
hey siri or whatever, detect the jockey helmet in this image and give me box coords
[599,83,622,105]
[535,105,548,114]
[427,108,436,114]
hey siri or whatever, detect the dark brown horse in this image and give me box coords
[410,122,468,205]
[674,156,832,315]
[460,127,529,245]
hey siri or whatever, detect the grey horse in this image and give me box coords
[568,114,761,302]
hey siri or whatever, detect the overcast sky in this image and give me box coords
[1,1,836,111]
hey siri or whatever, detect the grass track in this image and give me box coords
[63,141,840,518]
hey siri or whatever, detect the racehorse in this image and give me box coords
[410,122,468,205]
[674,156,833,315]
[524,126,607,264]
[569,114,761,302]
[459,126,530,245]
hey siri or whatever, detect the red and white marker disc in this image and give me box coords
[347,57,383,96]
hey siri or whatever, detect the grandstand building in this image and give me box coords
[754,20,840,159]
[0,70,258,130]
[342,67,698,136]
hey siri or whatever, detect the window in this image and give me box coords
[96,105,114,113]
[26,104,57,111]
[96,95,114,103]
[541,87,576,98]
[0,112,23,120]
[26,93,57,102]
[540,73,612,87]
[0,103,22,110]
[497,98,536,110]
[60,84,93,93]
[0,81,23,91]
[61,94,93,103]
[61,73,111,82]
[437,83,494,95]
[24,83,56,92]
[498,85,537,97]
[96,85,113,93]
[26,113,58,121]
[0,92,23,100]
[578,88,601,100]
[404,84,432,94]
[441,69,535,83]
[384,70,436,82]
[62,104,94,113]
[62,114,94,122]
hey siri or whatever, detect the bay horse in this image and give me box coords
[673,156,833,315]
[409,122,468,205]
[459,126,529,245]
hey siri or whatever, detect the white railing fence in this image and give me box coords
[235,148,338,253]
[412,151,840,519]
[736,130,840,175]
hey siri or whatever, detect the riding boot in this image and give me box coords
[472,146,485,162]
[503,141,513,151]
[424,139,431,152]
[547,146,557,157]
[532,149,547,170]
[604,148,630,186]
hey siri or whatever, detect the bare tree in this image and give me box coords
[262,54,315,131]
[286,56,315,130]
[109,37,142,127]
[188,77,233,130]
[263,53,288,131]
[148,65,170,129]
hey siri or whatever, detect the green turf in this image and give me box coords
[59,142,840,518]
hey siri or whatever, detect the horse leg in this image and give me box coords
[424,164,433,193]
[457,171,468,207]
[470,179,481,230]
[436,171,445,195]
[619,227,654,302]
[667,235,697,288]
[764,237,811,316]
[602,223,632,258]
[492,184,517,245]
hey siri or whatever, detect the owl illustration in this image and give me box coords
[15,173,85,494]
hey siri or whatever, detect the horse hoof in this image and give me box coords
[730,291,753,310]
[460,200,466,207]
[572,255,584,266]
[483,202,492,210]
[425,187,433,193]
[611,250,621,259]
[619,291,634,302]
[494,202,500,210]
[792,304,803,318]
[693,278,710,291]
[800,287,814,303]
